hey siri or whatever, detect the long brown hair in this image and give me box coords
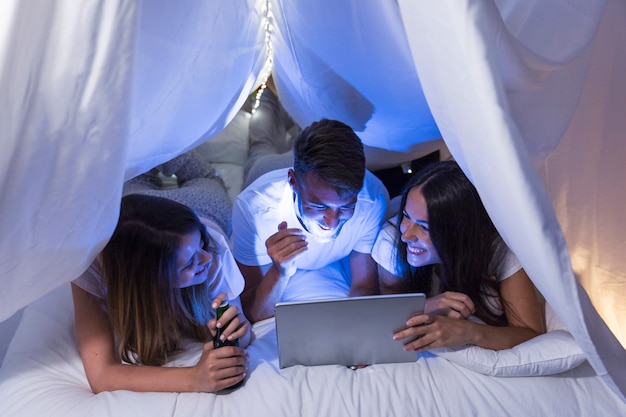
[395,161,507,326]
[102,194,217,365]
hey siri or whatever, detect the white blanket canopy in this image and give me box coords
[1,0,624,403]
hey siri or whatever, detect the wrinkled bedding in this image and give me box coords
[1,284,624,417]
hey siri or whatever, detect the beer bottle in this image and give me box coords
[213,299,244,390]
[214,300,239,348]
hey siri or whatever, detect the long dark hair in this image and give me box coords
[395,161,507,326]
[102,194,218,365]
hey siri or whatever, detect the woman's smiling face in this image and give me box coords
[399,186,440,267]
[175,230,213,288]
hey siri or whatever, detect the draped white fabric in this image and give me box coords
[398,0,626,400]
[0,0,624,402]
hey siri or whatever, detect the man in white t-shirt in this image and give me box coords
[232,113,389,322]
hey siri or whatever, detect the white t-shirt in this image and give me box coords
[231,167,388,301]
[72,219,244,301]
[372,220,522,314]
[232,168,388,269]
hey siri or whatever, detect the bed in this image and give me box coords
[1,111,624,417]
[1,283,623,417]
[2,1,626,414]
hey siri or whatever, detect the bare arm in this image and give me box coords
[71,283,247,393]
[377,263,402,295]
[377,264,476,319]
[238,262,288,323]
[349,251,379,296]
[393,269,545,351]
[239,221,308,322]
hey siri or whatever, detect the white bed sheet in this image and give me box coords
[1,284,623,417]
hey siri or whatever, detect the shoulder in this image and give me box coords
[201,217,231,246]
[200,219,245,297]
[489,237,523,281]
[378,219,398,240]
[373,220,398,253]
[72,256,107,299]
[372,219,402,274]
[360,170,388,201]
[353,171,389,217]
[235,168,291,209]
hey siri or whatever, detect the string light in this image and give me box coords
[252,0,274,114]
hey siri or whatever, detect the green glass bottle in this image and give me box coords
[214,300,239,348]
[213,299,244,390]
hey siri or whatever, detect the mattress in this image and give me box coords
[1,283,624,417]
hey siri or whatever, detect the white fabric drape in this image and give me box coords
[397,0,625,400]
[0,0,265,321]
[1,0,624,402]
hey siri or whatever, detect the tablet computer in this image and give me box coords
[275,293,426,368]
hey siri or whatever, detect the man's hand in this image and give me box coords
[265,221,308,278]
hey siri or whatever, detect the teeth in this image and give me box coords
[408,246,425,255]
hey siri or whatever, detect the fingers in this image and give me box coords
[226,319,249,341]
[209,347,249,382]
[201,344,249,391]
[266,223,303,245]
[426,292,475,319]
[203,344,248,369]
[213,305,248,342]
[211,293,228,310]
[392,314,431,342]
[216,374,246,391]
[266,228,307,251]
[219,316,249,343]
[392,314,441,352]
[392,314,473,352]
[406,313,433,328]
[402,334,436,352]
[445,292,475,318]
[207,293,229,337]
[447,309,465,320]
[266,225,308,266]
[208,345,247,361]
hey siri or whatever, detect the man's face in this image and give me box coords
[289,170,358,243]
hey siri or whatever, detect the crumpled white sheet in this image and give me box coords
[0,0,624,402]
[1,284,624,417]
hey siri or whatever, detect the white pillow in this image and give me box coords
[430,330,586,377]
[429,305,587,377]
[195,110,251,166]
[212,162,245,202]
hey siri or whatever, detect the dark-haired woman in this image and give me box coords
[373,160,545,351]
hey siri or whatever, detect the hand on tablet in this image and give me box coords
[424,291,475,319]
[393,314,476,352]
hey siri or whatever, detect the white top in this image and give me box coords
[372,220,522,314]
[231,167,389,270]
[73,219,244,301]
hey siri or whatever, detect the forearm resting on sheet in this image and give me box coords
[72,284,194,392]
[72,284,246,393]
[470,273,546,350]
[239,262,287,322]
[469,322,544,351]
[85,359,200,393]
